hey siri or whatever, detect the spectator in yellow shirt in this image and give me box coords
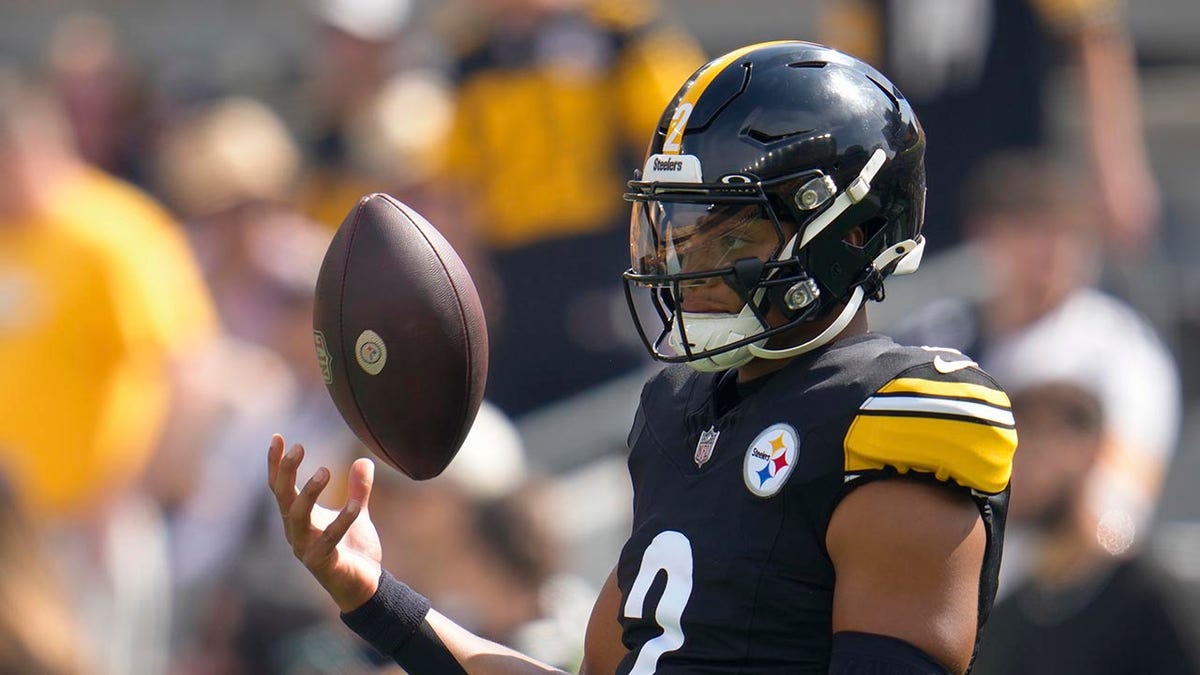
[0,69,217,518]
[0,66,220,674]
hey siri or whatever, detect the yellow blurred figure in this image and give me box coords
[440,0,705,250]
[48,167,218,357]
[0,71,216,519]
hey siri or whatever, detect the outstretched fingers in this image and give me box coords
[267,434,285,488]
[346,457,375,510]
[287,465,330,550]
[276,442,305,502]
[312,498,363,562]
[272,442,308,542]
[298,458,376,563]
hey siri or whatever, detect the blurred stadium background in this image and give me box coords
[2,0,1199,672]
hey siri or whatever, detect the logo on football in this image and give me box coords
[355,329,388,375]
[313,331,334,384]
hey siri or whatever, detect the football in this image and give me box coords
[312,193,489,479]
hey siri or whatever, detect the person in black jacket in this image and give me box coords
[973,380,1200,675]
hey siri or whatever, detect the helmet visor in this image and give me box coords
[630,201,783,286]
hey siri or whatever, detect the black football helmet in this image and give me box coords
[623,40,927,371]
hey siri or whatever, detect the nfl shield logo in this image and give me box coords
[694,426,720,467]
[313,331,333,384]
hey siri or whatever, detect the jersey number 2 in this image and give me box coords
[662,103,693,153]
[624,530,694,674]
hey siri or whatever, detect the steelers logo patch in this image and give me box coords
[354,329,388,375]
[743,423,800,498]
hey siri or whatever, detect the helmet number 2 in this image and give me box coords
[663,103,694,153]
[624,530,694,674]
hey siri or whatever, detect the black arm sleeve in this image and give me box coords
[340,569,467,674]
[829,632,953,675]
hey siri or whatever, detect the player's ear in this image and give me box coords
[842,226,866,247]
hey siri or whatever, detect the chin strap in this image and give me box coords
[669,304,765,372]
[747,237,922,361]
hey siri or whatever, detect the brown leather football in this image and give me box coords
[312,193,489,479]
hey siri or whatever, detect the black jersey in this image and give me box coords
[615,333,1017,673]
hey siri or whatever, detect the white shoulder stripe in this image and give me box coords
[860,395,1016,427]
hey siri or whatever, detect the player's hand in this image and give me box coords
[267,433,383,612]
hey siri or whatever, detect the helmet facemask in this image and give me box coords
[623,178,828,371]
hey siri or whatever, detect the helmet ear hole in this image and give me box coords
[842,225,867,248]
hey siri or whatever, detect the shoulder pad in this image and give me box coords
[843,349,1017,494]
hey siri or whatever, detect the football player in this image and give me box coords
[269,41,1017,674]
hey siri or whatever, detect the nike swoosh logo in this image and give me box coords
[933,355,978,374]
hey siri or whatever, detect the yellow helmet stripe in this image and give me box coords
[662,40,799,155]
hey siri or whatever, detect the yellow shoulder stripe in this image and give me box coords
[878,377,1011,408]
[844,414,1017,494]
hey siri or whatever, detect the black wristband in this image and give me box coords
[340,570,431,656]
[829,632,952,674]
[339,570,466,674]
[396,614,469,674]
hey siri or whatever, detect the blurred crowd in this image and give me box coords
[0,0,1198,673]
